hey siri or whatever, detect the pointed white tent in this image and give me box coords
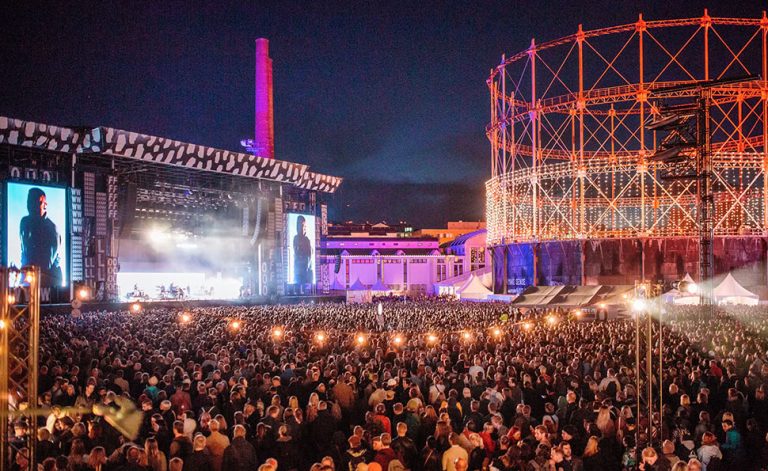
[346,278,371,304]
[330,277,345,291]
[457,274,493,300]
[713,273,759,305]
[433,266,493,298]
[370,279,389,293]
[662,273,700,305]
[349,278,366,290]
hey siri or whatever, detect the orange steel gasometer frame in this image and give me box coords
[486,11,768,245]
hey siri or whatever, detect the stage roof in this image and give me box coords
[0,116,342,193]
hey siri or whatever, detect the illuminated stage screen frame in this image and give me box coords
[5,181,69,288]
[286,212,316,285]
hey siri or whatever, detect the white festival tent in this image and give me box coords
[346,278,372,304]
[713,273,759,305]
[330,276,345,291]
[456,274,493,301]
[662,273,700,305]
[433,267,492,297]
[370,279,389,293]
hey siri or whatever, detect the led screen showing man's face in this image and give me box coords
[287,213,315,285]
[6,182,68,287]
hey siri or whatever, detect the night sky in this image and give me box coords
[0,0,757,227]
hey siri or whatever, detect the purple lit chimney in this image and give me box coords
[253,38,274,159]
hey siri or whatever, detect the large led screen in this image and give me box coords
[286,213,316,285]
[6,182,68,287]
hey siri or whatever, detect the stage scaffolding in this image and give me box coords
[0,266,40,471]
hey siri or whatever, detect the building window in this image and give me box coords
[437,264,447,282]
[470,248,486,271]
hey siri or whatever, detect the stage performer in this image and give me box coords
[20,187,62,287]
[293,215,313,289]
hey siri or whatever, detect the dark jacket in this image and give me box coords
[185,450,213,471]
[310,410,337,454]
[221,437,258,471]
[275,438,301,471]
[392,436,418,470]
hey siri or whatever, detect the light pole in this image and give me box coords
[631,280,663,449]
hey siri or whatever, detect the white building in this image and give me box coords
[319,229,487,296]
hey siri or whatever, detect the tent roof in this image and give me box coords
[457,274,493,295]
[713,273,758,299]
[348,278,366,291]
[331,277,345,290]
[434,266,492,288]
[370,279,388,291]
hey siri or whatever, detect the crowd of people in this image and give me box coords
[8,300,768,471]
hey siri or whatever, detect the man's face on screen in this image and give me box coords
[38,195,47,217]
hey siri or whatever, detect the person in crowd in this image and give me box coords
[222,424,258,471]
[205,417,230,471]
[720,419,744,467]
[697,431,722,470]
[442,433,469,471]
[185,434,212,471]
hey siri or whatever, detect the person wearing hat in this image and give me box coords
[560,424,584,456]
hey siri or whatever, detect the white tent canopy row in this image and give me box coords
[345,278,372,304]
[662,273,759,306]
[433,266,492,298]
[344,277,399,303]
